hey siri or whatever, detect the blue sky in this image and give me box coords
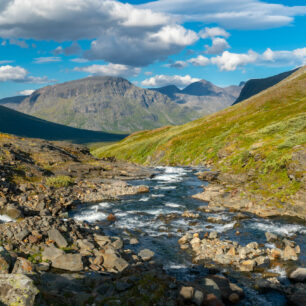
[0,0,305,98]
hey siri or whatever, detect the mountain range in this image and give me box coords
[2,77,242,134]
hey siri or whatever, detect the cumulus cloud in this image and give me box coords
[142,74,200,88]
[199,27,230,39]
[211,50,258,71]
[205,38,230,55]
[211,47,306,71]
[86,24,198,66]
[0,0,199,66]
[142,0,306,29]
[18,89,35,95]
[34,57,62,64]
[74,63,141,78]
[0,65,53,83]
[188,55,210,67]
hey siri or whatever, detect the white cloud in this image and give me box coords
[188,55,210,67]
[86,24,198,66]
[34,57,62,64]
[0,65,53,83]
[199,27,230,39]
[0,0,198,67]
[70,58,89,63]
[211,50,258,71]
[205,37,230,54]
[142,74,200,88]
[142,0,306,29]
[18,89,35,95]
[210,47,306,71]
[74,63,141,78]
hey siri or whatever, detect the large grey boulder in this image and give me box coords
[51,254,83,272]
[48,229,68,248]
[0,274,39,305]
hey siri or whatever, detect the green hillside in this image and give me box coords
[94,66,306,208]
[0,105,126,144]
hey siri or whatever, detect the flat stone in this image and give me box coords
[138,249,155,261]
[51,253,83,272]
[77,239,94,251]
[48,229,68,248]
[15,228,30,241]
[42,246,65,261]
[0,274,39,306]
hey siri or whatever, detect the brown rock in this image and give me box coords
[107,214,116,222]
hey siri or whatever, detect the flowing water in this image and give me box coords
[67,167,306,304]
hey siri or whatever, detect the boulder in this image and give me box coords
[42,246,65,261]
[51,253,83,272]
[12,257,34,274]
[289,268,306,283]
[77,239,94,251]
[15,228,30,241]
[0,274,39,306]
[283,245,298,261]
[265,232,278,242]
[102,253,129,272]
[179,286,194,300]
[48,229,68,248]
[138,249,155,261]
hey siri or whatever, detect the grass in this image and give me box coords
[46,176,74,188]
[93,66,306,206]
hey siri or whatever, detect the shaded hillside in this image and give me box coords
[233,68,298,104]
[0,95,28,106]
[0,105,126,144]
[151,80,242,116]
[9,76,195,134]
[94,66,306,213]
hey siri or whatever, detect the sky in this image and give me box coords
[0,0,305,98]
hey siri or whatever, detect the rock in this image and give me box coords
[203,278,221,299]
[138,249,155,261]
[209,231,218,239]
[193,290,204,306]
[229,293,240,303]
[137,185,149,193]
[42,246,65,261]
[265,232,278,242]
[12,257,34,274]
[48,229,68,248]
[77,239,94,251]
[289,268,306,282]
[102,253,129,272]
[51,253,83,272]
[15,228,30,241]
[197,171,219,182]
[283,238,295,248]
[179,286,194,300]
[182,211,200,218]
[0,204,23,219]
[111,238,123,249]
[130,238,139,245]
[0,274,39,305]
[239,259,255,272]
[107,214,116,222]
[205,293,224,306]
[270,248,282,260]
[283,245,298,261]
[0,247,11,273]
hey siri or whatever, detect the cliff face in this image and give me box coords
[11,77,196,133]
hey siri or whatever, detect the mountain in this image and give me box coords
[94,66,306,216]
[150,80,242,116]
[0,95,29,107]
[150,85,181,99]
[8,76,196,134]
[0,105,126,144]
[233,68,298,104]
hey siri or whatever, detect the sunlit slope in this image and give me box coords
[94,66,306,203]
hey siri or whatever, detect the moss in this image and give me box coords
[45,176,74,188]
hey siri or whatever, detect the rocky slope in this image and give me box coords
[233,68,298,104]
[0,133,252,305]
[7,76,196,134]
[94,66,306,219]
[0,104,126,144]
[151,80,242,116]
